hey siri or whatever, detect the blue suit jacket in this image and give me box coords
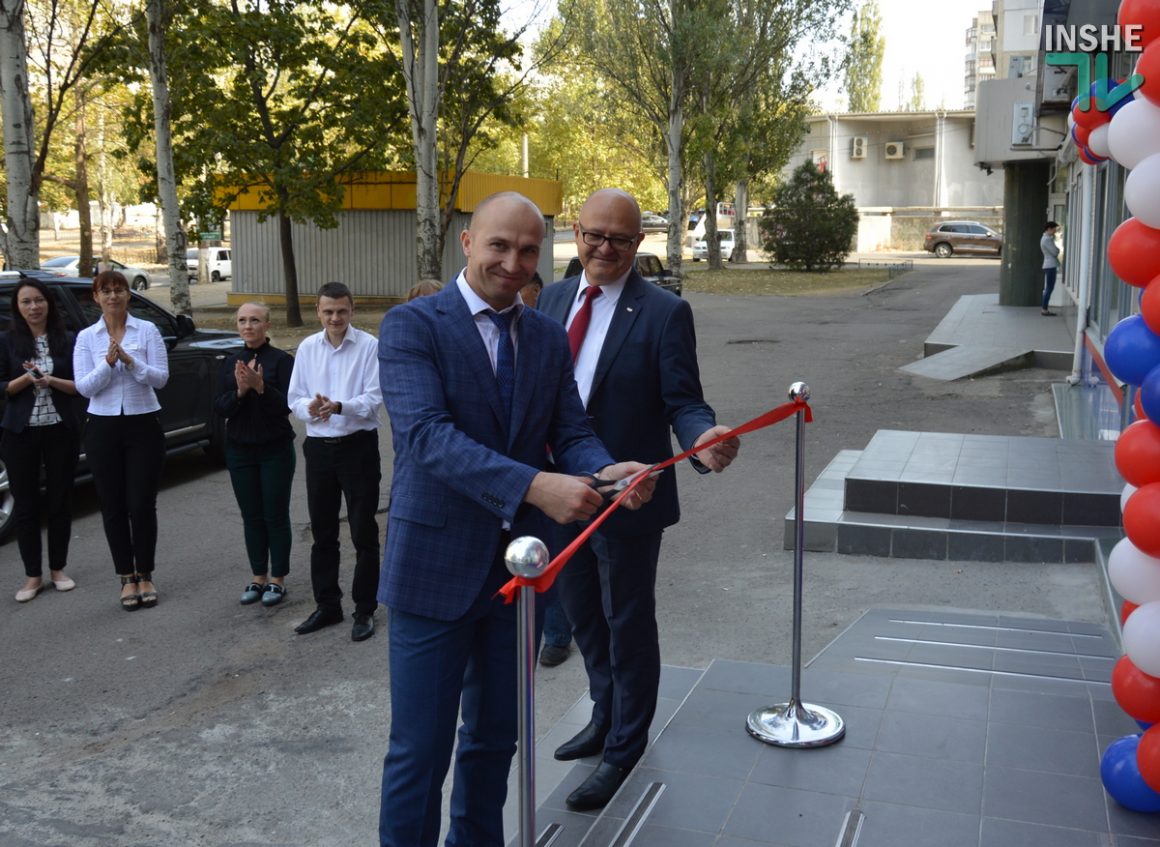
[538,270,716,536]
[377,281,615,621]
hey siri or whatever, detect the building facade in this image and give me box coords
[965,10,998,109]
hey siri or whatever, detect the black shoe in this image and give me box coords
[554,719,609,761]
[351,613,375,642]
[565,761,631,811]
[539,644,571,667]
[294,606,343,635]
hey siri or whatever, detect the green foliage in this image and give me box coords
[908,72,926,111]
[844,0,883,113]
[759,161,857,271]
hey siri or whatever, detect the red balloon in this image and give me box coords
[1140,40,1160,107]
[1120,0,1160,49]
[1074,122,1092,148]
[1113,655,1160,722]
[1109,219,1160,287]
[1074,101,1109,131]
[1116,421,1160,486]
[1125,483,1160,557]
[1138,725,1160,793]
[1124,600,1141,625]
[1144,279,1160,336]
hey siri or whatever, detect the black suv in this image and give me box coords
[562,252,682,297]
[0,271,243,541]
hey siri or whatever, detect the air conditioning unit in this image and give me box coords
[1011,102,1036,146]
[884,141,905,160]
[850,136,868,159]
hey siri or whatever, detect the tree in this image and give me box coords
[843,0,883,113]
[907,71,925,111]
[759,160,857,271]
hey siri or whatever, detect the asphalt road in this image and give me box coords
[0,259,1104,846]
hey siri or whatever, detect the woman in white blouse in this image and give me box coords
[73,271,169,611]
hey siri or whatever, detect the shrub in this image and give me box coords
[759,162,859,272]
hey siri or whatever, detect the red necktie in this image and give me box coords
[567,286,602,360]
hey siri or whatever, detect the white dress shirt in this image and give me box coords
[288,325,382,437]
[456,272,522,374]
[73,314,169,415]
[566,271,627,407]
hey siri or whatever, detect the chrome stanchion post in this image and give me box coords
[505,536,550,847]
[746,382,845,748]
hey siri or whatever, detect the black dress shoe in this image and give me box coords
[554,719,609,761]
[539,644,571,667]
[351,613,375,642]
[565,761,630,811]
[294,606,343,635]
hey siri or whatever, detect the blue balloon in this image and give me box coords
[1102,734,1160,812]
[1106,315,1160,386]
[1140,720,1155,731]
[1142,365,1160,422]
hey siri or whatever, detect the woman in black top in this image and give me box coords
[214,303,296,606]
[1,278,82,602]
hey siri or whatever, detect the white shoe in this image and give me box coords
[15,583,44,602]
[52,575,76,592]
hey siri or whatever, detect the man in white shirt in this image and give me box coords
[1040,221,1061,316]
[287,282,383,641]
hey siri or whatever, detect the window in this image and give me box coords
[914,147,935,160]
[1023,14,1038,35]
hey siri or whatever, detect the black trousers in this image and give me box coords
[1,423,80,577]
[303,430,381,616]
[84,413,166,576]
[226,440,296,578]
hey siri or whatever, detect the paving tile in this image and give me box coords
[1062,492,1121,526]
[862,750,983,815]
[714,837,794,847]
[989,688,1096,733]
[950,485,1007,521]
[897,482,952,518]
[603,767,744,834]
[947,532,1007,561]
[844,479,897,513]
[643,725,760,781]
[982,766,1107,831]
[991,649,1084,679]
[1007,490,1064,524]
[700,660,791,696]
[978,816,1107,847]
[612,824,717,847]
[854,800,980,847]
[750,741,871,797]
[891,528,948,560]
[836,524,892,557]
[1004,535,1064,563]
[986,722,1100,776]
[1092,697,1140,736]
[1107,798,1160,840]
[723,783,853,847]
[665,687,773,738]
[874,709,987,762]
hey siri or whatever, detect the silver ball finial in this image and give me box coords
[505,536,550,578]
[788,381,810,402]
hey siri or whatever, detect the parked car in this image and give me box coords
[0,271,244,542]
[185,246,233,282]
[923,221,1002,258]
[41,256,152,290]
[641,212,669,232]
[562,252,682,297]
[692,228,736,262]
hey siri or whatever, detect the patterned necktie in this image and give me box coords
[567,285,602,361]
[487,310,516,425]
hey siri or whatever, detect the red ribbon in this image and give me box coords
[497,398,813,603]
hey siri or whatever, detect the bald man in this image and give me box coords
[376,191,656,847]
[538,188,739,810]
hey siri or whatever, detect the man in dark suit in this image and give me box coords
[538,188,740,810]
[376,191,657,847]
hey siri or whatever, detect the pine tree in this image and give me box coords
[760,161,858,272]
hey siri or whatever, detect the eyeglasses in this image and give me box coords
[579,228,638,251]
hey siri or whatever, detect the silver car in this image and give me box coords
[41,255,152,290]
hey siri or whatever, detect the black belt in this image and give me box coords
[310,429,375,445]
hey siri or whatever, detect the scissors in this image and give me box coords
[583,466,664,502]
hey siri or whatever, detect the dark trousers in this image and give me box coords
[84,414,165,576]
[1,423,80,577]
[379,548,518,847]
[303,430,380,616]
[557,529,664,769]
[226,440,296,578]
[1042,267,1057,310]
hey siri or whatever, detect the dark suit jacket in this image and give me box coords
[0,330,82,433]
[377,281,615,621]
[538,270,716,536]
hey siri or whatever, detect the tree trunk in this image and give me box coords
[146,0,190,313]
[75,102,94,276]
[0,0,39,268]
[97,108,112,263]
[732,179,748,264]
[665,99,684,276]
[278,209,302,326]
[398,0,441,280]
[703,148,721,271]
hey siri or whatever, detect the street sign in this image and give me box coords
[199,231,222,241]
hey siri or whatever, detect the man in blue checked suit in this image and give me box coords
[376,191,657,847]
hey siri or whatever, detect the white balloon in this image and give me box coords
[1109,98,1160,169]
[1109,538,1160,604]
[1124,601,1160,677]
[1089,124,1112,159]
[1125,154,1160,228]
[1124,482,1140,513]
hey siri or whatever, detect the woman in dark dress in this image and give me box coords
[214,303,296,606]
[1,279,82,603]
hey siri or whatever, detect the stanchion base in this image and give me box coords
[746,699,845,748]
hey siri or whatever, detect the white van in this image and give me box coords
[186,247,232,282]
